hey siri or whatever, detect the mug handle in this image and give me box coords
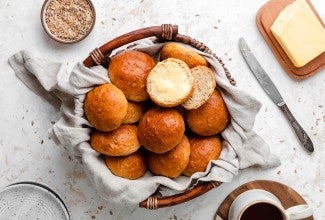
[286,204,313,220]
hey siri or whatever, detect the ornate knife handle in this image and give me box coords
[279,104,314,152]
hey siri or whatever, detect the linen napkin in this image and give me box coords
[8,41,280,204]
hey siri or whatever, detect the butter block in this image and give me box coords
[271,0,325,67]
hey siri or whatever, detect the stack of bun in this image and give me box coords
[84,43,230,180]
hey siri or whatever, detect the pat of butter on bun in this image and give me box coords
[146,58,194,107]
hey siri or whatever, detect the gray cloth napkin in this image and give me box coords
[8,41,280,204]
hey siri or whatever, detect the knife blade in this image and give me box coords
[238,37,314,153]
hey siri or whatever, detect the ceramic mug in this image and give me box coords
[228,189,313,220]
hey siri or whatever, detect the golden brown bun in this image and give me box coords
[186,89,230,136]
[90,125,140,156]
[182,135,222,176]
[105,151,146,180]
[84,84,127,132]
[147,135,191,178]
[161,43,209,68]
[138,108,185,153]
[109,50,156,102]
[122,101,147,124]
[146,58,194,107]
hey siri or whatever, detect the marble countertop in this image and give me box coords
[0,0,324,219]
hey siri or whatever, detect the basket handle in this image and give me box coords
[139,181,222,209]
[83,24,178,67]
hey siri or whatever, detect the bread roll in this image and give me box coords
[84,84,127,132]
[186,89,229,136]
[146,58,194,107]
[109,50,156,102]
[122,101,147,124]
[105,151,146,180]
[182,66,216,110]
[182,135,222,177]
[138,108,185,153]
[161,43,209,68]
[90,125,140,156]
[147,135,191,178]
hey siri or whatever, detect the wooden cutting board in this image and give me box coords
[256,0,325,80]
[215,180,313,220]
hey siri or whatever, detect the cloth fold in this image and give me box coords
[8,42,280,204]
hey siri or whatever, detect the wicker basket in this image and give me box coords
[83,24,236,209]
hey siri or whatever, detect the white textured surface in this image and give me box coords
[0,0,324,219]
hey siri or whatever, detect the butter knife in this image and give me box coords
[238,38,314,153]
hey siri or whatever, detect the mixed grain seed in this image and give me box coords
[45,0,94,42]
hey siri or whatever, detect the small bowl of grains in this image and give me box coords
[41,0,96,44]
